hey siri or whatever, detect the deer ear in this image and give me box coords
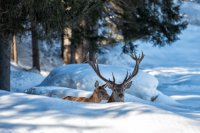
[125,81,132,89]
[95,81,99,88]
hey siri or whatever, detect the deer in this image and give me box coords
[87,52,144,102]
[62,81,110,103]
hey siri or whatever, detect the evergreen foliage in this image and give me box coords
[102,0,187,52]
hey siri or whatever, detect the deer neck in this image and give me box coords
[108,93,115,103]
[88,90,101,102]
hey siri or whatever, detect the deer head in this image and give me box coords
[94,80,110,101]
[88,52,144,102]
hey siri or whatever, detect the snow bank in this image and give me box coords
[0,90,200,133]
[25,86,93,99]
[39,64,158,101]
[11,65,44,92]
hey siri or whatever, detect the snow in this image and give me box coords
[3,23,200,132]
[38,64,159,101]
[1,2,200,132]
[11,64,44,93]
[1,90,200,133]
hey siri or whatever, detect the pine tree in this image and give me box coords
[104,0,187,49]
[61,0,104,63]
[22,0,65,70]
[62,0,187,60]
[0,0,25,91]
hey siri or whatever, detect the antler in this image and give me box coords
[120,52,144,86]
[87,53,112,84]
[87,52,144,88]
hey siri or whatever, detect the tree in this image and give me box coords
[0,0,66,90]
[61,0,104,63]
[0,0,25,91]
[22,0,65,70]
[62,0,187,63]
[104,0,187,49]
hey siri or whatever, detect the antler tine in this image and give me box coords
[138,51,144,63]
[130,51,144,63]
[122,71,129,83]
[112,73,115,84]
[120,51,144,86]
[130,52,137,60]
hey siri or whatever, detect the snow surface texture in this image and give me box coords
[11,65,44,92]
[1,90,200,133]
[38,64,159,101]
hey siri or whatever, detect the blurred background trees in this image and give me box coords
[0,0,187,90]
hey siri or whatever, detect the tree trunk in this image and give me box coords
[70,42,76,64]
[70,28,79,64]
[62,27,72,64]
[88,24,99,62]
[0,33,11,91]
[31,17,40,71]
[61,31,64,58]
[11,33,18,64]
[75,37,89,63]
[74,19,98,63]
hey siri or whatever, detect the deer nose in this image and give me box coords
[119,94,124,98]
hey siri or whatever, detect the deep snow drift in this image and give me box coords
[1,90,200,133]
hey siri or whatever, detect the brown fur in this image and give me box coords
[107,93,115,103]
[63,83,109,103]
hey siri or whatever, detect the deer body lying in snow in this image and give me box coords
[88,52,144,102]
[63,81,110,103]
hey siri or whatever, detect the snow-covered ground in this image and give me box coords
[1,24,199,133]
[1,90,200,133]
[1,2,200,132]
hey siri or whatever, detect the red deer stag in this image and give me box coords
[63,81,110,103]
[88,52,144,102]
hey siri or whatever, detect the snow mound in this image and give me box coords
[11,65,44,92]
[0,90,200,133]
[39,64,159,101]
[25,86,93,99]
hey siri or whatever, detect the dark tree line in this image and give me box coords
[0,0,187,91]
